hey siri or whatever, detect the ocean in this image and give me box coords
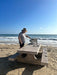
[0,34,57,47]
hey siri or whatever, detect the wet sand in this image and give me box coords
[0,44,57,75]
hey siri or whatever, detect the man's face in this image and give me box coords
[24,31,27,33]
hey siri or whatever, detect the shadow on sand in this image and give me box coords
[0,55,44,75]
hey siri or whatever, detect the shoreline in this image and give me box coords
[0,43,57,48]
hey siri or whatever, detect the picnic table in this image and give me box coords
[17,44,41,55]
[9,44,48,66]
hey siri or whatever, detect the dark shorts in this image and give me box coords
[19,42,24,48]
[19,42,27,58]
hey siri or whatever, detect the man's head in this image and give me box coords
[22,28,27,33]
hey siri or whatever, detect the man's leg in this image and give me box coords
[19,42,27,58]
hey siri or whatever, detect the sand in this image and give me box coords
[0,44,57,75]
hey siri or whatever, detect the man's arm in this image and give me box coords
[26,35,31,39]
[18,36,23,44]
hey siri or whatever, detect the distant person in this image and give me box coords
[18,28,31,48]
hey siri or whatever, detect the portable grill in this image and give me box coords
[30,38,38,47]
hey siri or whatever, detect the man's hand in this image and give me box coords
[26,35,31,39]
[20,41,23,44]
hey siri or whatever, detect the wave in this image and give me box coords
[0,36,17,39]
[38,38,57,41]
[0,36,57,47]
[0,36,57,42]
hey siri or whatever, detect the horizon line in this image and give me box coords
[0,33,57,35]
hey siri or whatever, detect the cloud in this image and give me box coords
[40,27,43,30]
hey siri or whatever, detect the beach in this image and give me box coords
[0,44,57,75]
[0,0,57,75]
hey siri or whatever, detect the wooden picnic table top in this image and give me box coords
[17,44,41,55]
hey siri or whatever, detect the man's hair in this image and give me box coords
[22,28,27,33]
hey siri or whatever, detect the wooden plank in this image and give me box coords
[41,48,48,66]
[17,44,41,54]
[16,54,41,65]
[8,53,20,61]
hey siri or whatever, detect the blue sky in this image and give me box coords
[0,0,57,34]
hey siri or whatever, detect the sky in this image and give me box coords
[0,0,57,34]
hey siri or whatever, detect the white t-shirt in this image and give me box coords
[18,32,26,43]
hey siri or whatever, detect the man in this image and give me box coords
[18,28,31,58]
[18,28,30,48]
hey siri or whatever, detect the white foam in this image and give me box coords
[0,36,57,47]
[38,40,57,47]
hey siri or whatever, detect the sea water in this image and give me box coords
[0,34,57,47]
